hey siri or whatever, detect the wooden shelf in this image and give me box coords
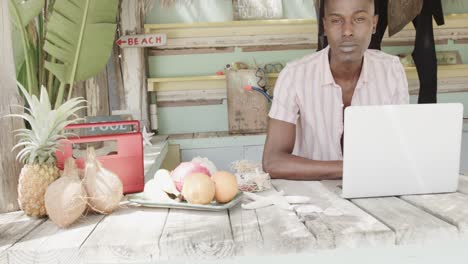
[148,65,468,105]
[145,14,468,51]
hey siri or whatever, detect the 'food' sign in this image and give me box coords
[116,33,167,48]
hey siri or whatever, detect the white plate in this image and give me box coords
[126,192,244,211]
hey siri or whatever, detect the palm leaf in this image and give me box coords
[43,0,119,108]
[9,0,45,28]
[9,0,44,96]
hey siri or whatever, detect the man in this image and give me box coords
[262,0,409,180]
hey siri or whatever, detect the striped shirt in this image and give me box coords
[268,45,410,161]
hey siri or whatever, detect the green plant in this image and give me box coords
[10,0,119,108]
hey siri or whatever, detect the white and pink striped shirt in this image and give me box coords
[268,45,410,161]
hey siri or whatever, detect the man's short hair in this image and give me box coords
[323,0,377,14]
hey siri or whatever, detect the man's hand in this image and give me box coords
[262,118,343,181]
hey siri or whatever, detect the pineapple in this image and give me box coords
[11,83,86,217]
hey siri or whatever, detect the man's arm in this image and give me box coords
[262,118,343,181]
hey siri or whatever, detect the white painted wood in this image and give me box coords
[229,187,316,256]
[321,181,459,245]
[227,203,264,256]
[458,175,468,194]
[156,88,226,103]
[159,209,235,261]
[251,188,317,254]
[402,192,468,237]
[6,214,104,264]
[120,0,149,127]
[85,70,110,117]
[144,136,169,182]
[0,0,23,213]
[0,212,45,255]
[273,180,395,249]
[80,207,168,263]
[408,76,468,95]
[146,17,468,49]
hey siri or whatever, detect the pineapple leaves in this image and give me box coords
[10,82,86,165]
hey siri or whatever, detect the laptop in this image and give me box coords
[342,103,464,199]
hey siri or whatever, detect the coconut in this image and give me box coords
[45,158,87,228]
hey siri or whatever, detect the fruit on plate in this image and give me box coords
[171,162,211,192]
[182,173,215,205]
[212,171,239,204]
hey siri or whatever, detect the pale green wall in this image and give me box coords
[146,1,468,135]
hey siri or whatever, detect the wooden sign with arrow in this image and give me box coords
[116,33,167,48]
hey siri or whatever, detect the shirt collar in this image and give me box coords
[320,45,369,88]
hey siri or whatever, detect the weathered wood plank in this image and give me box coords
[6,214,104,264]
[145,16,468,49]
[157,99,224,108]
[322,181,459,245]
[228,203,263,256]
[242,44,316,52]
[85,70,110,117]
[80,207,168,263]
[148,47,234,56]
[401,193,468,237]
[156,88,226,103]
[71,82,87,118]
[252,188,317,254]
[108,33,126,112]
[273,180,395,249]
[120,0,149,127]
[0,0,23,213]
[458,175,468,195]
[159,209,234,261]
[229,188,316,256]
[0,212,45,255]
[144,139,169,182]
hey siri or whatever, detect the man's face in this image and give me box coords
[323,0,377,63]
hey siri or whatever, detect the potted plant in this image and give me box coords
[8,0,119,217]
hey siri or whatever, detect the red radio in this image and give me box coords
[56,120,144,194]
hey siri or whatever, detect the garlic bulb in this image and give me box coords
[83,147,123,214]
[154,169,180,196]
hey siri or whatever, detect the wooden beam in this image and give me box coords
[0,0,23,213]
[145,14,468,50]
[157,99,224,108]
[107,33,126,112]
[148,74,278,92]
[119,0,149,127]
[148,65,468,105]
[85,70,110,117]
[242,44,316,52]
[148,47,234,56]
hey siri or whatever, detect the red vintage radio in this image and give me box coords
[55,120,144,194]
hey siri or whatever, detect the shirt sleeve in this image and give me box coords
[391,58,410,104]
[268,65,300,124]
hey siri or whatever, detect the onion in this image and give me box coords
[84,147,123,214]
[171,162,211,192]
[45,158,87,228]
[191,157,218,175]
[182,173,215,205]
